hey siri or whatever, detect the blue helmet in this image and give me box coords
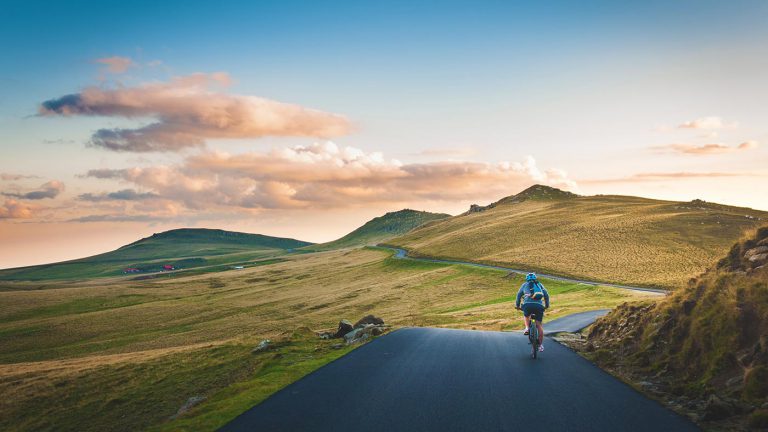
[526,272,537,281]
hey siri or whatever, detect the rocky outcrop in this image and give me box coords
[344,323,388,345]
[354,315,384,328]
[319,316,388,343]
[332,320,354,338]
[251,339,271,353]
[583,226,768,430]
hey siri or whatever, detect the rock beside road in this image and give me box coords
[354,315,384,328]
[344,324,388,345]
[170,395,206,419]
[332,320,354,338]
[319,315,388,343]
[252,339,271,353]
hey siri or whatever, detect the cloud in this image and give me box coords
[94,56,135,74]
[39,73,351,152]
[738,140,759,150]
[0,199,35,219]
[0,173,39,181]
[83,142,577,212]
[651,141,759,155]
[581,172,748,184]
[68,214,169,223]
[677,116,738,130]
[78,189,160,202]
[2,180,65,200]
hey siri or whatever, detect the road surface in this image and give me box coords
[382,246,667,294]
[221,314,697,432]
[538,309,609,333]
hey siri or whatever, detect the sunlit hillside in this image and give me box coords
[388,185,768,288]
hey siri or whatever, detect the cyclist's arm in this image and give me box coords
[543,287,550,309]
[515,285,524,308]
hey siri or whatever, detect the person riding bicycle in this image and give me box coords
[515,273,550,352]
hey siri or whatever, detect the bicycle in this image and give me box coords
[517,306,541,359]
[528,315,540,359]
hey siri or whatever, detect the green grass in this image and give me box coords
[0,329,354,432]
[152,329,356,432]
[389,185,768,287]
[303,209,449,251]
[0,228,310,281]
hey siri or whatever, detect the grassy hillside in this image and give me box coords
[584,227,768,430]
[0,228,312,281]
[388,184,768,288]
[304,209,450,251]
[0,247,656,431]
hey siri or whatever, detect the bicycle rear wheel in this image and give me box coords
[530,322,539,359]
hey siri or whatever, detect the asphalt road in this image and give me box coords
[538,309,609,333]
[383,247,668,294]
[221,317,698,431]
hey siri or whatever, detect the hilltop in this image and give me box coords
[305,209,450,251]
[584,227,768,429]
[0,228,312,281]
[388,184,768,287]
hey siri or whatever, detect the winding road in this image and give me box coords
[221,312,698,432]
[382,246,668,294]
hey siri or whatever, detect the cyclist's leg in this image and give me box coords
[521,304,532,333]
[536,306,545,345]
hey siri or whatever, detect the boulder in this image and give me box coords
[333,320,354,338]
[745,246,768,258]
[343,328,363,344]
[170,395,206,419]
[344,324,388,344]
[749,253,768,264]
[252,339,271,353]
[345,328,372,345]
[354,315,384,328]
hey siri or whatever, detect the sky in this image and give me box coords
[1,0,767,268]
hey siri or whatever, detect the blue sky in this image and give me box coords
[1,0,767,267]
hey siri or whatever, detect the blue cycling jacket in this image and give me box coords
[515,281,550,309]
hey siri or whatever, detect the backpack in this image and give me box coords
[527,281,544,301]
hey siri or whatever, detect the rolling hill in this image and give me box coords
[0,228,313,281]
[387,184,768,287]
[304,209,450,251]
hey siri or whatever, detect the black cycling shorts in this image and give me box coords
[522,303,545,321]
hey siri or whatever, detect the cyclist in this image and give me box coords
[515,273,550,352]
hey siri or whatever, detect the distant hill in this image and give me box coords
[585,227,768,429]
[388,184,768,287]
[305,209,451,251]
[0,228,312,281]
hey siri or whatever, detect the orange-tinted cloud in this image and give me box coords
[738,140,759,150]
[94,56,135,74]
[0,199,35,219]
[651,141,759,155]
[82,142,576,213]
[677,116,738,130]
[39,73,351,152]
